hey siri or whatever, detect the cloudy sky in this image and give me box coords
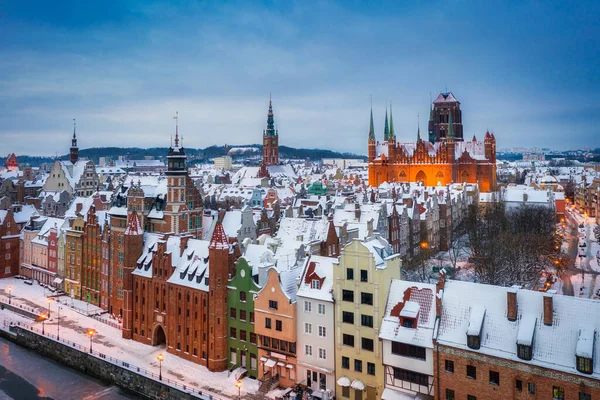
[1,1,598,156]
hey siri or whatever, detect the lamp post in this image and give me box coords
[57,306,61,340]
[157,353,164,381]
[420,241,429,282]
[7,286,11,305]
[47,298,52,318]
[88,329,95,353]
[41,312,47,335]
[236,380,242,399]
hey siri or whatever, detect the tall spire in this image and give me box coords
[265,95,276,137]
[389,103,395,141]
[417,113,421,141]
[383,106,389,141]
[447,110,454,138]
[173,111,179,147]
[70,118,79,164]
[368,103,375,141]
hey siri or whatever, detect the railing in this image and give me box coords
[0,295,43,316]
[0,317,230,400]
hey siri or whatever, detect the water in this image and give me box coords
[0,337,137,400]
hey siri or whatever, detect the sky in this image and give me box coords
[0,0,599,156]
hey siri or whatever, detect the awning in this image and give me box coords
[381,388,418,400]
[337,376,351,387]
[231,367,247,381]
[277,361,286,367]
[260,357,267,362]
[351,379,365,391]
[285,364,294,369]
[264,359,276,368]
[53,278,63,284]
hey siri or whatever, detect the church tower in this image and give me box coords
[262,96,279,166]
[432,92,463,142]
[207,220,230,371]
[70,119,79,164]
[165,112,188,234]
[367,107,376,162]
[387,105,396,161]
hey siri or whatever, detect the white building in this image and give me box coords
[379,280,436,399]
[296,255,337,399]
[214,155,233,171]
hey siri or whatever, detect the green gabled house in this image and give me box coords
[227,257,261,378]
[307,181,327,196]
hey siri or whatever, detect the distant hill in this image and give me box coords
[0,145,365,168]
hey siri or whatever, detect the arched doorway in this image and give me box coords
[153,324,166,346]
[416,170,427,185]
[398,170,407,182]
[436,171,444,185]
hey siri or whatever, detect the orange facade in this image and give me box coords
[368,134,497,192]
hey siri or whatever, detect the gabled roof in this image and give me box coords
[433,92,460,104]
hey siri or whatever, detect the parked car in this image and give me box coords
[579,241,587,248]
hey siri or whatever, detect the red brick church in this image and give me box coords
[368,92,497,192]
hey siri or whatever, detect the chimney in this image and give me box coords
[354,203,361,220]
[523,193,528,202]
[507,286,519,321]
[76,203,83,215]
[180,234,193,256]
[543,290,556,326]
[435,270,446,318]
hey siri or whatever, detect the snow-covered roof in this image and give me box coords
[296,255,336,302]
[437,280,600,379]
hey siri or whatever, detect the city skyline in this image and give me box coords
[1,0,599,156]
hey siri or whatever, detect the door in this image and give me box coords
[366,386,376,400]
[307,370,311,387]
[355,389,363,400]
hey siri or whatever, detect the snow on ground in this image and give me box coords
[0,278,258,399]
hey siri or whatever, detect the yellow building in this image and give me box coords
[64,216,84,298]
[334,237,401,400]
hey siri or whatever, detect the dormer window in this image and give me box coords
[576,327,595,374]
[402,318,415,328]
[311,279,320,289]
[466,306,485,350]
[467,334,481,350]
[516,315,536,361]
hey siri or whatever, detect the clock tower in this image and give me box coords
[262,95,279,166]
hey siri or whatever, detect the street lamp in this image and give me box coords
[157,353,164,381]
[236,380,242,399]
[57,306,61,340]
[41,312,47,335]
[88,329,95,354]
[7,286,11,305]
[47,298,52,318]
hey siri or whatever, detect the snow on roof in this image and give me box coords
[466,305,486,336]
[516,314,537,346]
[400,301,420,319]
[379,280,437,349]
[14,205,39,224]
[296,255,336,302]
[31,217,65,245]
[276,217,329,246]
[243,243,275,275]
[167,239,210,291]
[433,92,459,104]
[437,280,600,379]
[576,326,596,359]
[0,210,7,224]
[222,210,241,238]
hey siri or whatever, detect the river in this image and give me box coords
[0,337,137,400]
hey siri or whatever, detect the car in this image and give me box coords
[579,242,587,248]
[579,224,585,228]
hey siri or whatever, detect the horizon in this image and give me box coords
[1,1,599,156]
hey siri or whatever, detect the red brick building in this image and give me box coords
[81,206,102,305]
[368,93,497,192]
[0,209,20,278]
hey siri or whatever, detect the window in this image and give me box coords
[361,338,374,352]
[265,318,272,329]
[250,312,254,323]
[346,268,354,280]
[318,303,325,315]
[402,318,415,328]
[466,365,476,379]
[528,382,535,394]
[467,396,477,400]
[445,360,454,373]
[391,342,426,360]
[393,368,428,386]
[230,308,236,319]
[239,310,246,321]
[240,291,247,302]
[360,269,368,282]
[367,362,375,376]
[311,279,320,289]
[577,356,593,374]
[305,345,312,356]
[445,389,455,400]
[318,348,326,359]
[318,326,326,337]
[580,392,592,400]
[516,379,522,392]
[342,356,350,369]
[467,334,481,350]
[276,320,282,331]
[230,327,237,339]
[342,311,354,324]
[489,370,500,385]
[269,300,278,310]
[304,323,312,334]
[360,292,373,305]
[354,359,362,372]
[517,344,532,360]
[240,330,247,341]
[342,334,355,347]
[342,290,354,302]
[250,332,257,344]
[304,301,312,312]
[553,387,564,400]
[361,314,373,328]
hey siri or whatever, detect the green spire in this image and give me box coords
[368,107,375,140]
[389,104,395,141]
[428,103,435,143]
[417,113,421,141]
[447,110,454,138]
[384,108,389,141]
